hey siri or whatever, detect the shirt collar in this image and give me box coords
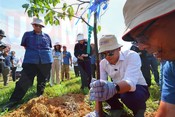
[106,51,125,65]
[32,30,44,35]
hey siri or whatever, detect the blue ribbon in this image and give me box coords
[89,0,108,20]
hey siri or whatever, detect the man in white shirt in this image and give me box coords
[86,35,149,117]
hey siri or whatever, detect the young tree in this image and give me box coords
[22,0,109,116]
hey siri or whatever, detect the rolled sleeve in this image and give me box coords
[122,52,142,91]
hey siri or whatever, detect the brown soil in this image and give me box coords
[3,94,92,117]
[3,93,156,117]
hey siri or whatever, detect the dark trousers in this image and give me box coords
[74,66,80,77]
[148,56,160,84]
[11,67,17,81]
[106,85,150,115]
[141,58,151,87]
[10,63,51,102]
[91,64,96,78]
[78,59,91,89]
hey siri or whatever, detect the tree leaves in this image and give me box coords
[22,0,76,26]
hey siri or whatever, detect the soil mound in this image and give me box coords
[3,94,92,117]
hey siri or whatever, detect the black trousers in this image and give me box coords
[78,59,91,89]
[10,63,51,102]
[11,67,17,81]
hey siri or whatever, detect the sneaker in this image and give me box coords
[2,101,19,111]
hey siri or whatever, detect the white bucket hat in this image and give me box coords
[54,42,61,46]
[122,0,175,41]
[77,33,86,41]
[99,35,122,53]
[31,18,45,27]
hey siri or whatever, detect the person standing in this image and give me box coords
[61,46,72,81]
[3,18,53,110]
[74,33,92,89]
[72,56,80,77]
[2,45,11,86]
[147,54,160,85]
[50,42,62,86]
[130,42,151,87]
[90,43,96,78]
[0,29,9,86]
[122,0,175,116]
[10,51,19,82]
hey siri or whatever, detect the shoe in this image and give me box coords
[2,101,18,111]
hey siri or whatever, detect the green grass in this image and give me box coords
[0,70,160,116]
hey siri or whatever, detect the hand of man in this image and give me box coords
[89,80,116,101]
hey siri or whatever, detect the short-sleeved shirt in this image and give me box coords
[62,51,71,65]
[161,61,175,104]
[100,50,147,92]
[4,54,11,68]
[21,31,53,64]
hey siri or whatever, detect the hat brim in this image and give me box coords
[31,23,45,27]
[0,34,6,37]
[122,0,175,41]
[99,44,123,53]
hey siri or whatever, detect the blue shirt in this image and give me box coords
[21,31,53,64]
[161,61,175,104]
[62,51,71,65]
[91,54,96,64]
[4,54,11,68]
[10,55,19,67]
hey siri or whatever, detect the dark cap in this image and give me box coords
[0,29,6,37]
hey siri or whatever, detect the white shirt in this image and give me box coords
[100,50,147,92]
[73,56,78,66]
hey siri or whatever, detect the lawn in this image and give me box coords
[0,70,160,117]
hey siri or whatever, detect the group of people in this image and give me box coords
[2,0,175,117]
[0,30,19,86]
[50,42,72,86]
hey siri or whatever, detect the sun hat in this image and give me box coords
[54,42,61,46]
[99,35,123,53]
[77,33,86,41]
[0,29,6,37]
[31,18,45,27]
[122,0,175,41]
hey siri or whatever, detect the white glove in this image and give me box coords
[89,80,116,101]
[85,111,99,117]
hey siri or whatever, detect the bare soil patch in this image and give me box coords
[3,93,156,117]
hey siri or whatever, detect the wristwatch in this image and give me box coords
[115,84,120,92]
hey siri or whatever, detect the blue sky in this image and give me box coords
[0,0,131,57]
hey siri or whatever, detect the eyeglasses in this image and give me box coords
[103,49,116,57]
[33,24,43,28]
[127,20,157,44]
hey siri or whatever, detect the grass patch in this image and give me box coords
[0,70,160,116]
